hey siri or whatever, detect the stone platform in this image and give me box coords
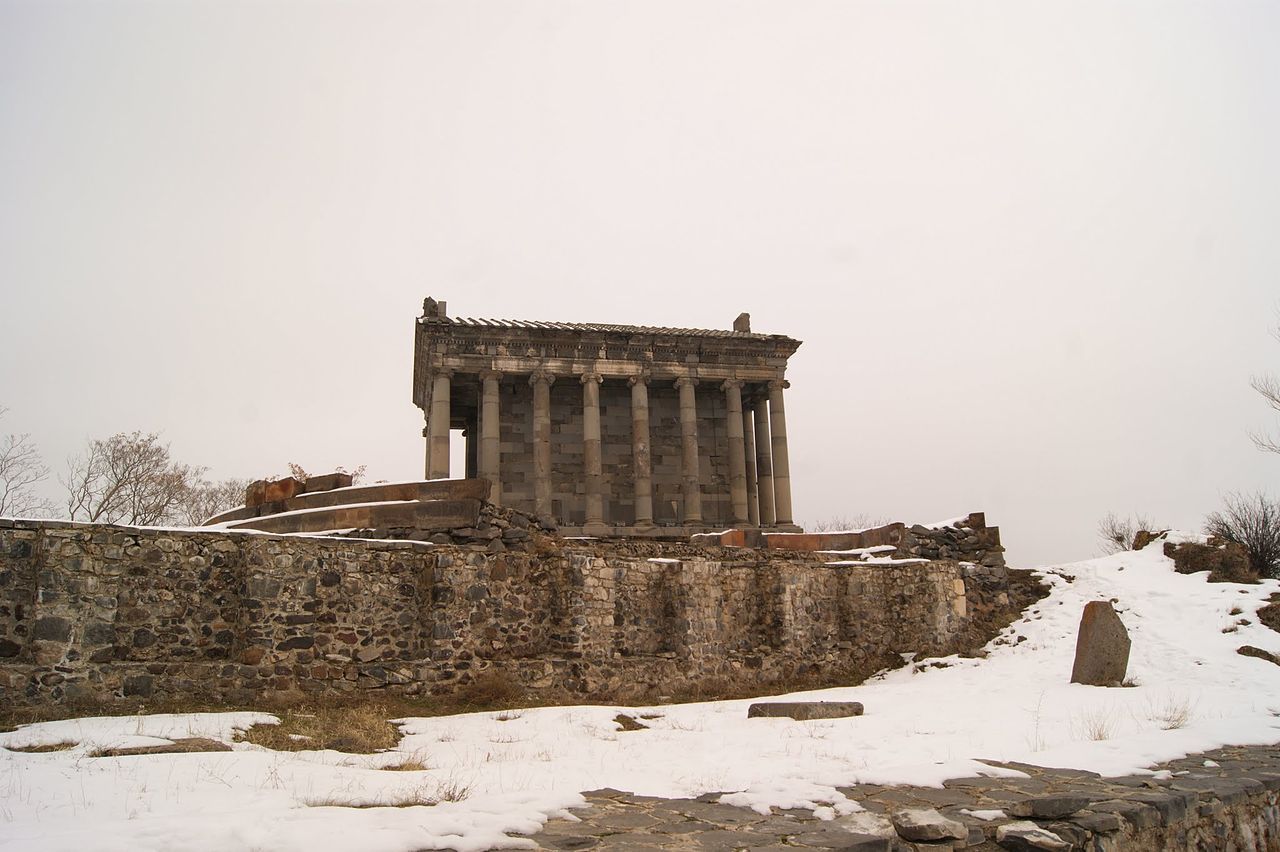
[522,744,1280,851]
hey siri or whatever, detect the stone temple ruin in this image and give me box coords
[413,297,803,535]
[0,298,1031,711]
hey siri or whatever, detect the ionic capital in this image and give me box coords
[580,371,603,385]
[721,379,744,393]
[674,376,699,390]
[627,371,651,388]
[529,370,556,387]
[480,370,503,383]
[768,379,791,391]
[433,368,455,381]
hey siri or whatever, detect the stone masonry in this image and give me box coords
[413,298,803,535]
[525,744,1280,851]
[0,518,1039,709]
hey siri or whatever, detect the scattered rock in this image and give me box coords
[889,808,968,842]
[1237,645,1280,666]
[995,821,1072,851]
[1131,529,1170,551]
[747,701,864,720]
[613,714,648,732]
[1070,600,1130,686]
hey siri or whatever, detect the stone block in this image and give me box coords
[1007,794,1092,819]
[994,821,1071,851]
[245,480,267,509]
[302,473,355,494]
[889,808,968,842]
[747,701,864,720]
[262,477,305,503]
[1070,600,1130,686]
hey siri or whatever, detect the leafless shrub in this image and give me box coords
[1205,492,1280,579]
[0,407,53,517]
[62,431,205,526]
[806,513,890,533]
[1097,512,1158,554]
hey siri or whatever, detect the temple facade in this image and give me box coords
[412,298,803,535]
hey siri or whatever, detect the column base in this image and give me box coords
[581,522,612,537]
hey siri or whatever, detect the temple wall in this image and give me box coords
[0,519,1023,709]
[495,378,736,526]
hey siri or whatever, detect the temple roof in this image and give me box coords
[422,315,791,342]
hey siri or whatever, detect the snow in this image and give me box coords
[5,540,1280,851]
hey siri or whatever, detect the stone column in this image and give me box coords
[753,397,775,526]
[769,379,794,526]
[742,405,759,526]
[479,371,502,505]
[581,371,606,532]
[675,376,702,525]
[722,380,749,525]
[427,370,452,480]
[422,418,431,479]
[530,371,555,519]
[629,375,654,528]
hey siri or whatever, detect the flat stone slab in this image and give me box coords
[747,701,864,720]
[524,744,1280,851]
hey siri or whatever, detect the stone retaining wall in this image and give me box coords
[0,519,1036,709]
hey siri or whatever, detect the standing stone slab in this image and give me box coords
[1070,600,1130,686]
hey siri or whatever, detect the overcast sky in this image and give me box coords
[2,1,1278,567]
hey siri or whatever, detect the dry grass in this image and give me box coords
[1146,694,1196,730]
[238,703,402,754]
[88,737,232,758]
[380,753,429,772]
[306,778,471,808]
[1074,708,1118,741]
[4,741,77,753]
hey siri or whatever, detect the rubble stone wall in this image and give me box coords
[0,519,1026,709]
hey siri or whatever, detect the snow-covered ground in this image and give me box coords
[5,537,1280,851]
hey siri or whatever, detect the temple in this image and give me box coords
[412,298,803,536]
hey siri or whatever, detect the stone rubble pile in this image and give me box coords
[897,514,1007,569]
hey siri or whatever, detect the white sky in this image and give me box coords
[2,1,1278,567]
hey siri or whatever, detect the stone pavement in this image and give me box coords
[522,745,1280,851]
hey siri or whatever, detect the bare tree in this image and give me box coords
[63,431,205,526]
[806,513,890,532]
[0,407,53,517]
[1205,492,1280,579]
[1098,512,1159,554]
[1252,318,1280,454]
[175,477,250,526]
